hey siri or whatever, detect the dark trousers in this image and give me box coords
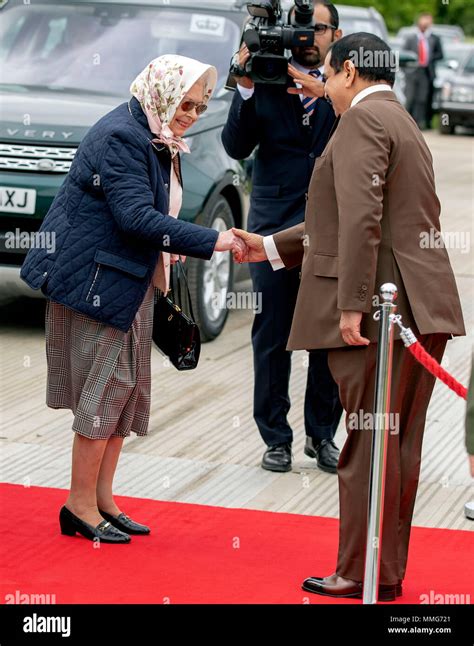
[249,261,342,447]
[327,334,448,586]
[405,67,433,129]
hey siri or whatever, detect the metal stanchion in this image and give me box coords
[362,283,397,605]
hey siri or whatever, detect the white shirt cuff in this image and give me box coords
[263,235,285,271]
[237,84,255,101]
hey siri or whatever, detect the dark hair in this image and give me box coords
[327,32,396,86]
[314,0,339,30]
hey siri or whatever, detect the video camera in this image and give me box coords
[228,0,316,85]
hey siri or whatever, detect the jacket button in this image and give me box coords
[164,183,169,189]
[305,192,308,201]
[42,271,48,277]
[309,152,315,159]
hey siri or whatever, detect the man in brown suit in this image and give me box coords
[233,32,465,601]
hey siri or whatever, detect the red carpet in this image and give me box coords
[1,483,472,604]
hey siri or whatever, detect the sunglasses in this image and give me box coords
[313,23,337,35]
[180,98,208,115]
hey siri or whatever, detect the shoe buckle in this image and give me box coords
[98,521,111,533]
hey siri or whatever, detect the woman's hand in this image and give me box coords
[215,229,247,259]
[231,228,267,263]
[287,64,326,99]
[170,254,186,265]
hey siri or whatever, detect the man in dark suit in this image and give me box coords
[221,0,343,474]
[403,13,443,129]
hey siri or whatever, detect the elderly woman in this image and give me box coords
[21,55,243,544]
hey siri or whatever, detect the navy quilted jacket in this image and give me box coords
[20,97,219,332]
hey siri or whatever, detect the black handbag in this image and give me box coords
[152,260,201,370]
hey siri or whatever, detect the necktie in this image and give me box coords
[418,37,428,66]
[302,69,322,118]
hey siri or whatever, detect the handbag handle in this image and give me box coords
[169,260,197,323]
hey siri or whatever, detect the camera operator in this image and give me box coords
[222,0,343,473]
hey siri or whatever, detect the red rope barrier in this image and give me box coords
[407,341,468,400]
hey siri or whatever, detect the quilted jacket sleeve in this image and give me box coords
[98,132,219,260]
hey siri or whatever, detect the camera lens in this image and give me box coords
[253,55,288,83]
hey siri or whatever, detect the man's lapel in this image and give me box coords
[310,98,335,149]
[326,114,340,142]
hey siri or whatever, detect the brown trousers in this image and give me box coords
[327,334,448,586]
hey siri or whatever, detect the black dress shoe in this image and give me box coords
[304,437,339,474]
[262,443,292,472]
[99,509,150,535]
[302,574,396,601]
[59,506,131,543]
[305,574,402,598]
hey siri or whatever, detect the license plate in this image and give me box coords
[0,186,37,214]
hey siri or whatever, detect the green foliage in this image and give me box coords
[337,0,474,36]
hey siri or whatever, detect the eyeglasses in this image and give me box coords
[313,23,337,35]
[180,99,208,115]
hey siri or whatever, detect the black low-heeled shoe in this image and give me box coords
[59,506,131,543]
[98,509,151,535]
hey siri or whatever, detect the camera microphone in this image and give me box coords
[243,28,261,53]
[230,0,316,85]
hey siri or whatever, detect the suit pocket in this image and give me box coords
[313,253,338,278]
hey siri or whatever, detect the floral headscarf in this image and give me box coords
[130,55,217,158]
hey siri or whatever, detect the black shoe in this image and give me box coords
[304,575,402,598]
[99,509,150,535]
[302,574,396,601]
[262,443,292,472]
[304,437,339,474]
[59,506,131,543]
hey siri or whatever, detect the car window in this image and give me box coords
[463,53,474,74]
[0,3,240,96]
[439,47,471,68]
[339,18,384,39]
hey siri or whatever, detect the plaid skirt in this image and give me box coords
[45,284,155,440]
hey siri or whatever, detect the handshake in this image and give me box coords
[217,227,370,346]
[215,228,266,264]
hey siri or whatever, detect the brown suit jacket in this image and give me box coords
[273,90,465,350]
